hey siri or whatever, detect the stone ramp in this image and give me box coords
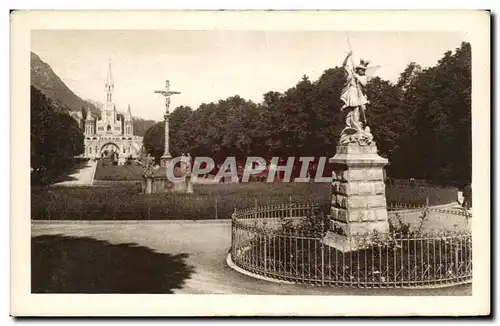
[53,160,97,187]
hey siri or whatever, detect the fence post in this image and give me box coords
[215,197,218,220]
[455,239,459,283]
[263,221,268,273]
[321,219,325,286]
[264,237,268,272]
[230,209,235,253]
[254,198,258,220]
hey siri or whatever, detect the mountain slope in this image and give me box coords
[30,52,100,116]
[132,118,156,137]
[31,52,157,136]
[86,99,103,110]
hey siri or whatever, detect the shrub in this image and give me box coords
[385,184,457,206]
[94,159,144,181]
[31,182,458,221]
[125,155,134,166]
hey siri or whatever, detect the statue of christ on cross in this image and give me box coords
[155,80,181,166]
[154,80,181,115]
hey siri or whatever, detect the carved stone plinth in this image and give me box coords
[160,154,172,168]
[186,175,193,193]
[322,142,389,252]
[142,174,188,194]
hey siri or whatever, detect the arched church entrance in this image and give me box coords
[100,142,120,159]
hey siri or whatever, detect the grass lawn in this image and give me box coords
[32,182,458,221]
[93,159,144,181]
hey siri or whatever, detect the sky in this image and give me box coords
[31,30,467,121]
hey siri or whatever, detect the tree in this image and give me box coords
[81,105,87,121]
[140,42,471,186]
[143,121,165,163]
[390,42,471,185]
[365,77,409,158]
[169,105,194,156]
[31,86,84,184]
[396,62,422,94]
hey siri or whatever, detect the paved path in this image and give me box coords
[53,160,97,187]
[31,221,471,295]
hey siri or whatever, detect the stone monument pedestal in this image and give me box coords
[322,142,389,252]
[160,154,172,168]
[142,174,189,194]
[186,175,193,193]
[142,165,192,194]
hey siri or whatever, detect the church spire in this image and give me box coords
[125,104,132,121]
[86,107,93,121]
[105,57,114,103]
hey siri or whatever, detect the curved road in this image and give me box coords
[31,220,471,295]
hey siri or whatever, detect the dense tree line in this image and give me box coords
[143,42,471,186]
[389,43,471,184]
[31,86,85,185]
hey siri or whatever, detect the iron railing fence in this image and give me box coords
[230,202,472,288]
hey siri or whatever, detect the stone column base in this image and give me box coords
[160,154,172,168]
[171,178,187,192]
[324,142,389,252]
[186,176,193,193]
[142,176,153,194]
[322,232,359,252]
[142,175,189,194]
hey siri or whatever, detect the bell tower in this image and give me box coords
[84,107,94,135]
[105,57,114,104]
[125,104,133,136]
[102,58,116,125]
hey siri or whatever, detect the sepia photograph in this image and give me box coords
[10,10,490,316]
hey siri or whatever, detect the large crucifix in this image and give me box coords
[154,80,181,166]
[155,80,181,115]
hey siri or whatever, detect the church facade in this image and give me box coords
[72,60,143,162]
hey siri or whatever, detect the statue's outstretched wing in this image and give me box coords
[365,66,380,79]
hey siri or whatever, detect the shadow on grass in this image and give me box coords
[31,235,194,293]
[53,159,90,183]
[32,159,90,185]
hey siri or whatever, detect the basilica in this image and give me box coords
[71,60,143,163]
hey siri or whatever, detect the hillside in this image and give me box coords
[132,118,156,137]
[86,99,103,110]
[30,52,100,116]
[30,52,157,136]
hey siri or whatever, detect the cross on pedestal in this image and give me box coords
[154,80,181,167]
